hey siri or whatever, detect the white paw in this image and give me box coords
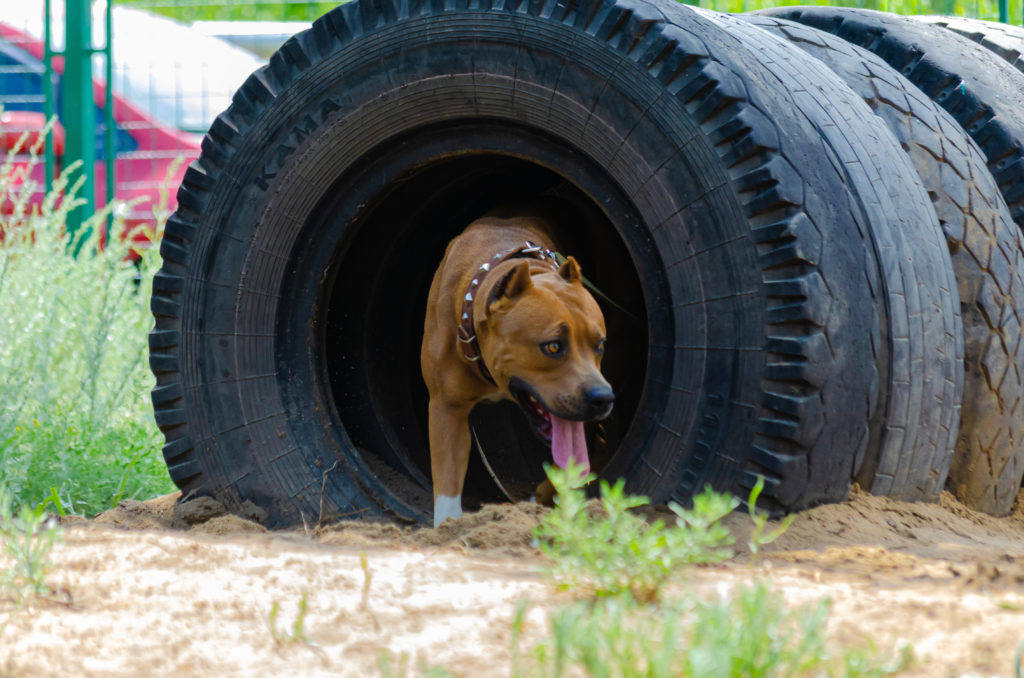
[433,494,463,528]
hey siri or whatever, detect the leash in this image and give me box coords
[471,424,515,502]
[550,251,639,322]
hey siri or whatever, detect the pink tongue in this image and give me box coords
[550,415,590,477]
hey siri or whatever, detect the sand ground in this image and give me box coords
[2,486,1024,677]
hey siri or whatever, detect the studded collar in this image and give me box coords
[457,241,560,385]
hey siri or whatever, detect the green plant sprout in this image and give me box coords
[514,579,912,678]
[268,591,311,645]
[360,551,372,611]
[533,461,738,602]
[747,475,797,563]
[523,467,912,677]
[378,650,455,678]
[0,485,63,606]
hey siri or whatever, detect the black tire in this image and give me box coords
[741,15,1024,515]
[150,0,942,526]
[914,15,1024,75]
[760,5,1024,513]
[695,9,962,503]
[758,8,1024,237]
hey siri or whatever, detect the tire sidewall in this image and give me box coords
[165,2,880,522]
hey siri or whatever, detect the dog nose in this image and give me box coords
[584,385,615,418]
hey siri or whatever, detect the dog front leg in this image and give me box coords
[428,399,473,528]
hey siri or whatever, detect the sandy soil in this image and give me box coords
[2,486,1024,677]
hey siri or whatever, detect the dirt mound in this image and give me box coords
[90,485,1024,563]
[753,485,1024,560]
[317,502,549,554]
[90,494,549,553]
[89,492,179,529]
[190,514,269,535]
[714,485,1024,596]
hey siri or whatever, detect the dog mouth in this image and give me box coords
[508,378,590,476]
[510,382,554,442]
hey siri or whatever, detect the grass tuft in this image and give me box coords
[378,651,455,678]
[0,123,175,514]
[534,462,738,602]
[747,475,796,563]
[0,485,62,607]
[268,591,312,645]
[515,584,912,678]
[520,466,913,677]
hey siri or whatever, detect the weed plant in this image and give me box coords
[521,466,912,677]
[747,475,796,563]
[378,652,455,678]
[0,486,62,606]
[534,463,737,601]
[268,591,312,645]
[0,127,174,514]
[512,584,911,678]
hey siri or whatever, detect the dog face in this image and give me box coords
[479,257,614,444]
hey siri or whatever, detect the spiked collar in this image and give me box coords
[457,241,560,385]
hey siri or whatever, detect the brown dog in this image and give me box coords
[421,206,614,527]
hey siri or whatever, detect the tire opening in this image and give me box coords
[285,124,656,519]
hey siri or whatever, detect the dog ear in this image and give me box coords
[558,256,582,284]
[489,260,533,309]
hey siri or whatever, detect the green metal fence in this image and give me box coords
[1,0,1021,240]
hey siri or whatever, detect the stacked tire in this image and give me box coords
[149,0,1024,527]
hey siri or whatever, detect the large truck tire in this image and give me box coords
[694,9,962,504]
[149,0,951,526]
[760,8,1024,237]
[743,14,1024,515]
[761,5,1024,514]
[913,15,1024,75]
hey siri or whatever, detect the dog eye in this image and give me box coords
[596,338,606,354]
[540,340,563,357]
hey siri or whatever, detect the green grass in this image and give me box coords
[0,135,175,515]
[118,0,1023,30]
[503,466,914,678]
[0,485,62,607]
[512,583,912,678]
[534,463,738,602]
[378,652,455,678]
[120,0,338,22]
[746,475,797,563]
[268,591,312,645]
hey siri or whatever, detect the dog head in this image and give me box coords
[477,256,614,473]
